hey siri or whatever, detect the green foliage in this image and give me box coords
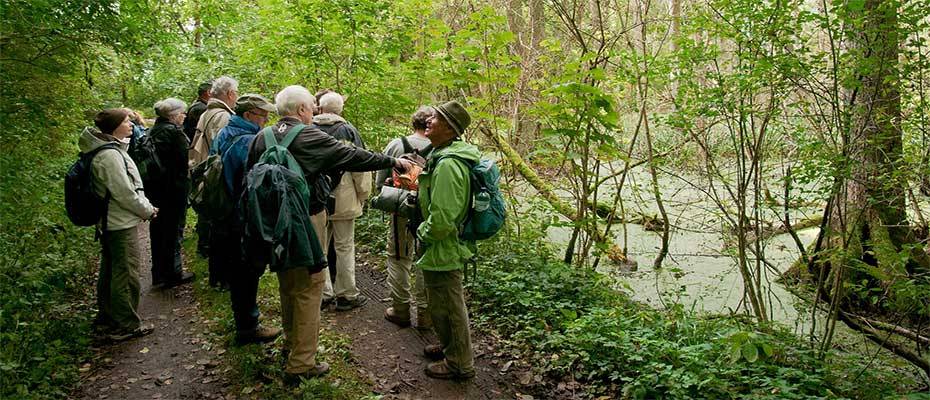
[459,228,908,399]
[0,155,98,398]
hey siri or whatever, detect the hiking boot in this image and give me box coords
[236,325,282,345]
[384,307,411,327]
[416,308,432,331]
[425,360,475,380]
[423,344,445,361]
[108,324,154,342]
[321,297,335,311]
[283,362,330,385]
[162,271,195,288]
[335,295,368,312]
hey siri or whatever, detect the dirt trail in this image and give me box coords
[72,223,534,400]
[324,250,521,400]
[73,224,231,400]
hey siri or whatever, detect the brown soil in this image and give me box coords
[324,253,519,399]
[73,223,231,400]
[71,222,552,400]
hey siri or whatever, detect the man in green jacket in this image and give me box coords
[417,101,480,380]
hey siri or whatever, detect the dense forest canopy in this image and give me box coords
[1,0,928,398]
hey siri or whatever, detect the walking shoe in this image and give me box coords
[162,271,195,288]
[425,360,475,380]
[235,325,282,345]
[335,295,368,311]
[416,308,432,331]
[107,324,154,342]
[321,297,335,310]
[283,362,330,385]
[423,344,445,361]
[384,307,412,327]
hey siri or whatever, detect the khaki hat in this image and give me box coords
[236,94,276,113]
[432,101,471,137]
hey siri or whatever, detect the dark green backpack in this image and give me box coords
[241,124,324,271]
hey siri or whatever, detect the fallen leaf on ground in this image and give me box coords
[500,360,513,373]
[519,372,533,385]
[139,347,149,354]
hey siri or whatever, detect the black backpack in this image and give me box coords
[64,144,125,228]
[129,133,164,183]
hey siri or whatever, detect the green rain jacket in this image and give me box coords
[416,140,481,271]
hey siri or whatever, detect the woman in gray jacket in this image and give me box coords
[82,108,158,341]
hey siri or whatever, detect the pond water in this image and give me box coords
[510,165,928,331]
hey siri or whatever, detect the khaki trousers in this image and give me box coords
[424,269,474,375]
[97,225,143,331]
[386,215,427,317]
[322,218,361,300]
[277,211,327,374]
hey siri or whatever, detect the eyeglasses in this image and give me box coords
[249,110,269,119]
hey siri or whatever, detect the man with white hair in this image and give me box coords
[147,98,196,287]
[189,76,237,281]
[244,85,412,383]
[311,91,371,311]
[190,76,238,167]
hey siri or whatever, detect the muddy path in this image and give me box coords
[324,252,521,399]
[71,221,554,400]
[73,223,231,400]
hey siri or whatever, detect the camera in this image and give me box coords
[370,186,419,219]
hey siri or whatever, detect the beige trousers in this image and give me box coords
[322,218,361,300]
[386,214,427,317]
[277,211,328,374]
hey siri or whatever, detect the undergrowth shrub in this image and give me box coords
[463,234,905,399]
[0,145,99,397]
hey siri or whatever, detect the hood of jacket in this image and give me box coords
[312,113,346,126]
[211,115,259,155]
[206,98,235,114]
[433,140,480,164]
[226,115,260,133]
[79,126,127,153]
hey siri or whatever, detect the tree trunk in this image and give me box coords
[821,0,930,314]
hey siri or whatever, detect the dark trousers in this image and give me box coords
[150,204,185,284]
[196,217,211,256]
[208,225,232,287]
[230,260,263,332]
[215,221,262,332]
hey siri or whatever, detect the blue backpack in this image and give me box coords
[433,155,507,241]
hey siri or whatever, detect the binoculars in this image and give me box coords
[370,186,419,219]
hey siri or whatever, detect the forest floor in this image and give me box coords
[73,223,232,400]
[70,222,541,400]
[324,253,520,399]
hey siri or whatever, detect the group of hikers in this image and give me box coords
[73,76,488,383]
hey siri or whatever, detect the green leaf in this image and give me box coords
[760,343,774,358]
[741,343,759,363]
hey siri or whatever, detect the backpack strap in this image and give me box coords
[281,124,306,148]
[88,144,130,239]
[261,127,278,149]
[400,136,413,154]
